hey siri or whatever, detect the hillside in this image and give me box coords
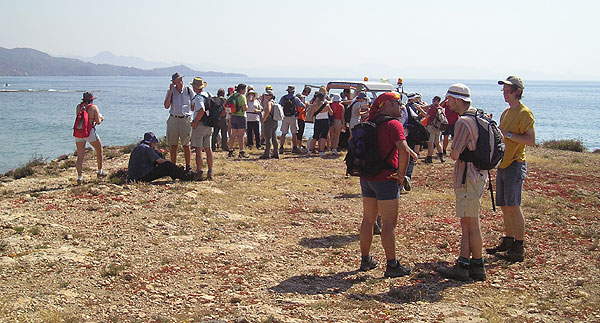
[0,47,246,77]
[0,146,599,322]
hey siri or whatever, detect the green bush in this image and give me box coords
[541,139,586,152]
[7,155,47,179]
[109,169,128,185]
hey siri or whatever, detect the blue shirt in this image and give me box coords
[279,93,306,109]
[127,142,161,181]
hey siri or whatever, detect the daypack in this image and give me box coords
[459,109,505,211]
[345,116,397,177]
[271,101,284,121]
[73,103,92,138]
[201,95,224,127]
[344,101,358,124]
[405,112,429,146]
[431,106,449,131]
[282,96,296,117]
[224,93,239,114]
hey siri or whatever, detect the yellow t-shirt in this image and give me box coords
[498,103,535,169]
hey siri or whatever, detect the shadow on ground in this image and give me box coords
[299,234,359,249]
[270,270,365,295]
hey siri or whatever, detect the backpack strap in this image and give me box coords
[374,116,398,172]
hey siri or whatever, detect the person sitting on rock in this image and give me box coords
[127,132,193,182]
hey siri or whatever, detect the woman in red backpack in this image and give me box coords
[73,91,105,185]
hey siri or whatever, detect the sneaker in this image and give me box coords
[403,176,411,191]
[77,178,82,185]
[469,261,486,281]
[438,261,470,281]
[424,156,433,164]
[279,146,284,155]
[228,150,235,158]
[486,237,514,255]
[373,215,382,235]
[239,151,249,158]
[384,261,412,278]
[259,154,270,159]
[193,170,203,181]
[359,256,378,272]
[438,153,446,163]
[206,172,213,181]
[292,147,301,154]
[502,243,524,262]
[97,172,107,179]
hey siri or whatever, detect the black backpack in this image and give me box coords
[405,112,429,146]
[345,116,397,177]
[282,96,296,117]
[344,101,358,124]
[200,95,224,127]
[459,109,505,211]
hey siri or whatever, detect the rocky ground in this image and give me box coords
[0,145,599,322]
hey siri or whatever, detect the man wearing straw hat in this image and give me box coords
[163,72,194,172]
[190,77,214,181]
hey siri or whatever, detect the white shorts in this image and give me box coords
[280,116,297,135]
[74,128,99,143]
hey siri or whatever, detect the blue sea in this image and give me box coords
[0,76,599,173]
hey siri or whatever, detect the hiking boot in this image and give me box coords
[403,176,411,191]
[271,154,279,159]
[424,156,433,164]
[438,153,446,163]
[259,154,270,159]
[292,147,301,154]
[384,261,412,278]
[77,178,82,185]
[193,170,203,181]
[503,243,524,262]
[486,237,514,255]
[469,261,486,281]
[228,150,235,158]
[359,255,378,272]
[239,151,249,158]
[279,146,284,155]
[373,215,382,235]
[439,261,470,281]
[206,172,213,181]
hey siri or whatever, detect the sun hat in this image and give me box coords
[82,91,96,101]
[286,85,295,92]
[171,72,183,82]
[143,132,159,144]
[227,86,235,93]
[331,94,341,102]
[446,83,472,102]
[247,90,258,97]
[190,77,207,89]
[406,92,417,100]
[498,75,524,90]
[318,86,327,94]
[265,85,273,91]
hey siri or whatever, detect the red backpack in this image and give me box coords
[73,103,93,138]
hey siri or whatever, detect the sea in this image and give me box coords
[0,76,599,173]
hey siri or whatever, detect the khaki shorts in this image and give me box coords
[455,178,486,218]
[166,115,192,146]
[280,116,297,135]
[191,123,213,148]
[426,124,441,144]
[332,119,343,130]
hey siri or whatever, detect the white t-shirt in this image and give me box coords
[246,99,262,122]
[315,103,330,120]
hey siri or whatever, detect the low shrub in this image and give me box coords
[541,139,586,152]
[8,155,47,179]
[109,168,128,185]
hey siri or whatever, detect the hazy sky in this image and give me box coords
[1,0,598,80]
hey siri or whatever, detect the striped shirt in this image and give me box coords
[451,108,488,189]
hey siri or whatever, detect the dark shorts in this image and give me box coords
[313,119,330,139]
[443,123,455,136]
[496,161,527,206]
[230,115,247,130]
[360,178,400,200]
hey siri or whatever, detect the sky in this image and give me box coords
[1,0,599,80]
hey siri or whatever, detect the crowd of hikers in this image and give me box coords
[73,73,535,281]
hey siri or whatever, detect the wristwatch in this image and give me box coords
[506,132,513,139]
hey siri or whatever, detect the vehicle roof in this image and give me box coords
[326,81,396,92]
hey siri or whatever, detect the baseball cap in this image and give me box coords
[171,72,183,82]
[446,83,472,102]
[286,85,295,92]
[498,76,524,90]
[143,132,159,144]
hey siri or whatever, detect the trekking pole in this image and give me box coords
[489,172,496,212]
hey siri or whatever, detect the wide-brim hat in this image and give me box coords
[171,72,183,82]
[190,77,207,89]
[446,83,472,102]
[143,132,159,144]
[498,75,524,90]
[247,90,258,97]
[286,85,295,92]
[82,91,96,101]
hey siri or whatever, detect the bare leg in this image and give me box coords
[360,197,378,257]
[183,145,191,167]
[89,140,103,171]
[501,206,525,240]
[377,199,399,261]
[194,147,203,171]
[169,145,178,164]
[75,142,86,177]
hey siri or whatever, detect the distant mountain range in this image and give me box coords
[0,47,247,77]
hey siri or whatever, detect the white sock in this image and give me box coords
[78,176,83,180]
[97,169,103,175]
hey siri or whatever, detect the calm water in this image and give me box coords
[0,76,599,173]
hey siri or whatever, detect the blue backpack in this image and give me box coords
[345,116,396,177]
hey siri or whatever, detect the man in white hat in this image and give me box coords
[190,77,214,180]
[163,72,195,172]
[486,76,535,262]
[438,83,488,281]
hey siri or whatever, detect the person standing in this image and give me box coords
[227,84,249,158]
[486,76,535,262]
[357,92,418,278]
[329,94,344,155]
[424,96,446,163]
[73,91,105,185]
[189,77,214,181]
[438,84,487,281]
[211,88,228,152]
[296,86,312,150]
[163,72,194,172]
[259,90,279,159]
[245,90,262,149]
[279,85,306,154]
[442,98,460,156]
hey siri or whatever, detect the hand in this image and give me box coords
[169,83,174,91]
[191,120,198,128]
[387,172,405,185]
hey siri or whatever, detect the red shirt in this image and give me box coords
[331,102,344,120]
[363,119,406,181]
[445,107,460,125]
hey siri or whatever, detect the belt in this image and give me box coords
[170,114,188,118]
